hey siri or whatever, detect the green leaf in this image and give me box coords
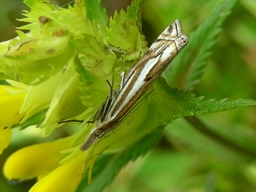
[105,0,147,60]
[22,0,94,37]
[72,34,116,77]
[74,56,110,111]
[86,0,108,27]
[77,76,256,192]
[164,0,238,89]
[77,129,162,192]
[152,78,256,124]
[0,37,74,85]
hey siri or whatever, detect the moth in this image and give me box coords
[80,19,189,151]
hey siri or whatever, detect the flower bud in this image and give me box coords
[3,138,73,182]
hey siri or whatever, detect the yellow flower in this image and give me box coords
[3,135,86,192]
[0,127,12,155]
[29,152,85,192]
[0,85,26,154]
[3,130,86,181]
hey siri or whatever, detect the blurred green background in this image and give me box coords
[1,0,256,191]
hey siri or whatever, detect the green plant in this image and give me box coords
[1,0,256,191]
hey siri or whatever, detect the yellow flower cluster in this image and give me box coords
[3,134,86,192]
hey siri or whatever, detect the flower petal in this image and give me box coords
[0,127,12,154]
[3,137,74,181]
[0,85,26,154]
[29,153,85,192]
[0,86,26,127]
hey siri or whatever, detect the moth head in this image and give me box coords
[94,128,103,137]
[172,19,189,51]
[80,128,104,151]
[176,34,189,51]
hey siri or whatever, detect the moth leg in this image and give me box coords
[58,119,84,124]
